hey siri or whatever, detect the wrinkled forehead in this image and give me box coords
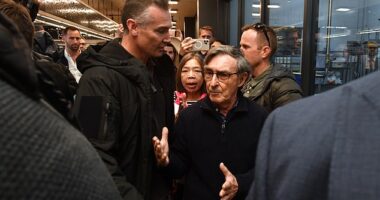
[205,54,237,72]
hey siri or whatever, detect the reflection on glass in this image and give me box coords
[316,0,380,93]
[268,0,304,77]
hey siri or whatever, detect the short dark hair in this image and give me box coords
[121,0,169,34]
[176,53,206,93]
[200,26,214,35]
[241,23,277,57]
[0,0,34,47]
[62,26,80,36]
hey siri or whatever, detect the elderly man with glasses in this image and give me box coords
[153,45,268,200]
[240,23,303,112]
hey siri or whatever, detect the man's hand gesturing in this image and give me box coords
[152,127,170,166]
[219,163,238,200]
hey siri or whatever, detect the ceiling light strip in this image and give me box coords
[37,10,113,40]
[77,0,118,26]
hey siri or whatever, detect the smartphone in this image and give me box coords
[192,39,210,51]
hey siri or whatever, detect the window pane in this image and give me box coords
[244,0,261,24]
[316,0,380,93]
[269,0,304,86]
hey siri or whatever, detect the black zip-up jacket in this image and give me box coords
[167,94,268,199]
[73,39,175,199]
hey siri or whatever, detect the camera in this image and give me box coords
[192,39,210,51]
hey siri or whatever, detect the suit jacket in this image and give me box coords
[247,71,380,200]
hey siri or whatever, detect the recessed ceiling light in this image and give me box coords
[268,5,280,8]
[336,8,351,12]
[252,4,260,8]
[252,13,260,17]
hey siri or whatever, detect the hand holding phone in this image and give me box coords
[192,39,210,51]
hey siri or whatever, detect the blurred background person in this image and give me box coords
[56,26,82,83]
[164,42,178,65]
[174,53,206,117]
[33,24,59,60]
[179,25,214,60]
[362,41,378,75]
[79,36,87,52]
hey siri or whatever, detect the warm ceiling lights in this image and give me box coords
[169,9,178,14]
[169,0,178,5]
[57,8,96,14]
[41,0,79,4]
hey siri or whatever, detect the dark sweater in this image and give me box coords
[168,94,268,200]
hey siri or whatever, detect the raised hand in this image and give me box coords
[179,37,195,56]
[219,163,238,200]
[178,92,188,108]
[152,127,170,166]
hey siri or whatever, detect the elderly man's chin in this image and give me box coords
[208,94,222,104]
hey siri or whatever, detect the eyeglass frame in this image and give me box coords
[203,68,240,82]
[252,23,271,47]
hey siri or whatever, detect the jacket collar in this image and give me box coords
[199,92,249,115]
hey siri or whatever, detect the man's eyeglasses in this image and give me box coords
[204,70,239,81]
[253,23,271,47]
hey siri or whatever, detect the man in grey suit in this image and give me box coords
[247,71,380,200]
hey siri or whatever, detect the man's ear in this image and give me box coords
[261,46,272,59]
[126,19,138,36]
[238,72,249,87]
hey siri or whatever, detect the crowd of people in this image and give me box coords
[1,0,380,199]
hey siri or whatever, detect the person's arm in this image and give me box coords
[73,73,143,200]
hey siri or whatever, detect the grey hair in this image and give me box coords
[204,45,251,74]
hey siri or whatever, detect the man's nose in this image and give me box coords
[209,74,219,86]
[163,33,171,43]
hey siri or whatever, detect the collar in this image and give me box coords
[199,92,249,115]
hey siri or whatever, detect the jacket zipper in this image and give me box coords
[102,102,110,138]
[221,119,227,142]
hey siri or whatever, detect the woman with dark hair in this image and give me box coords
[174,53,206,116]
